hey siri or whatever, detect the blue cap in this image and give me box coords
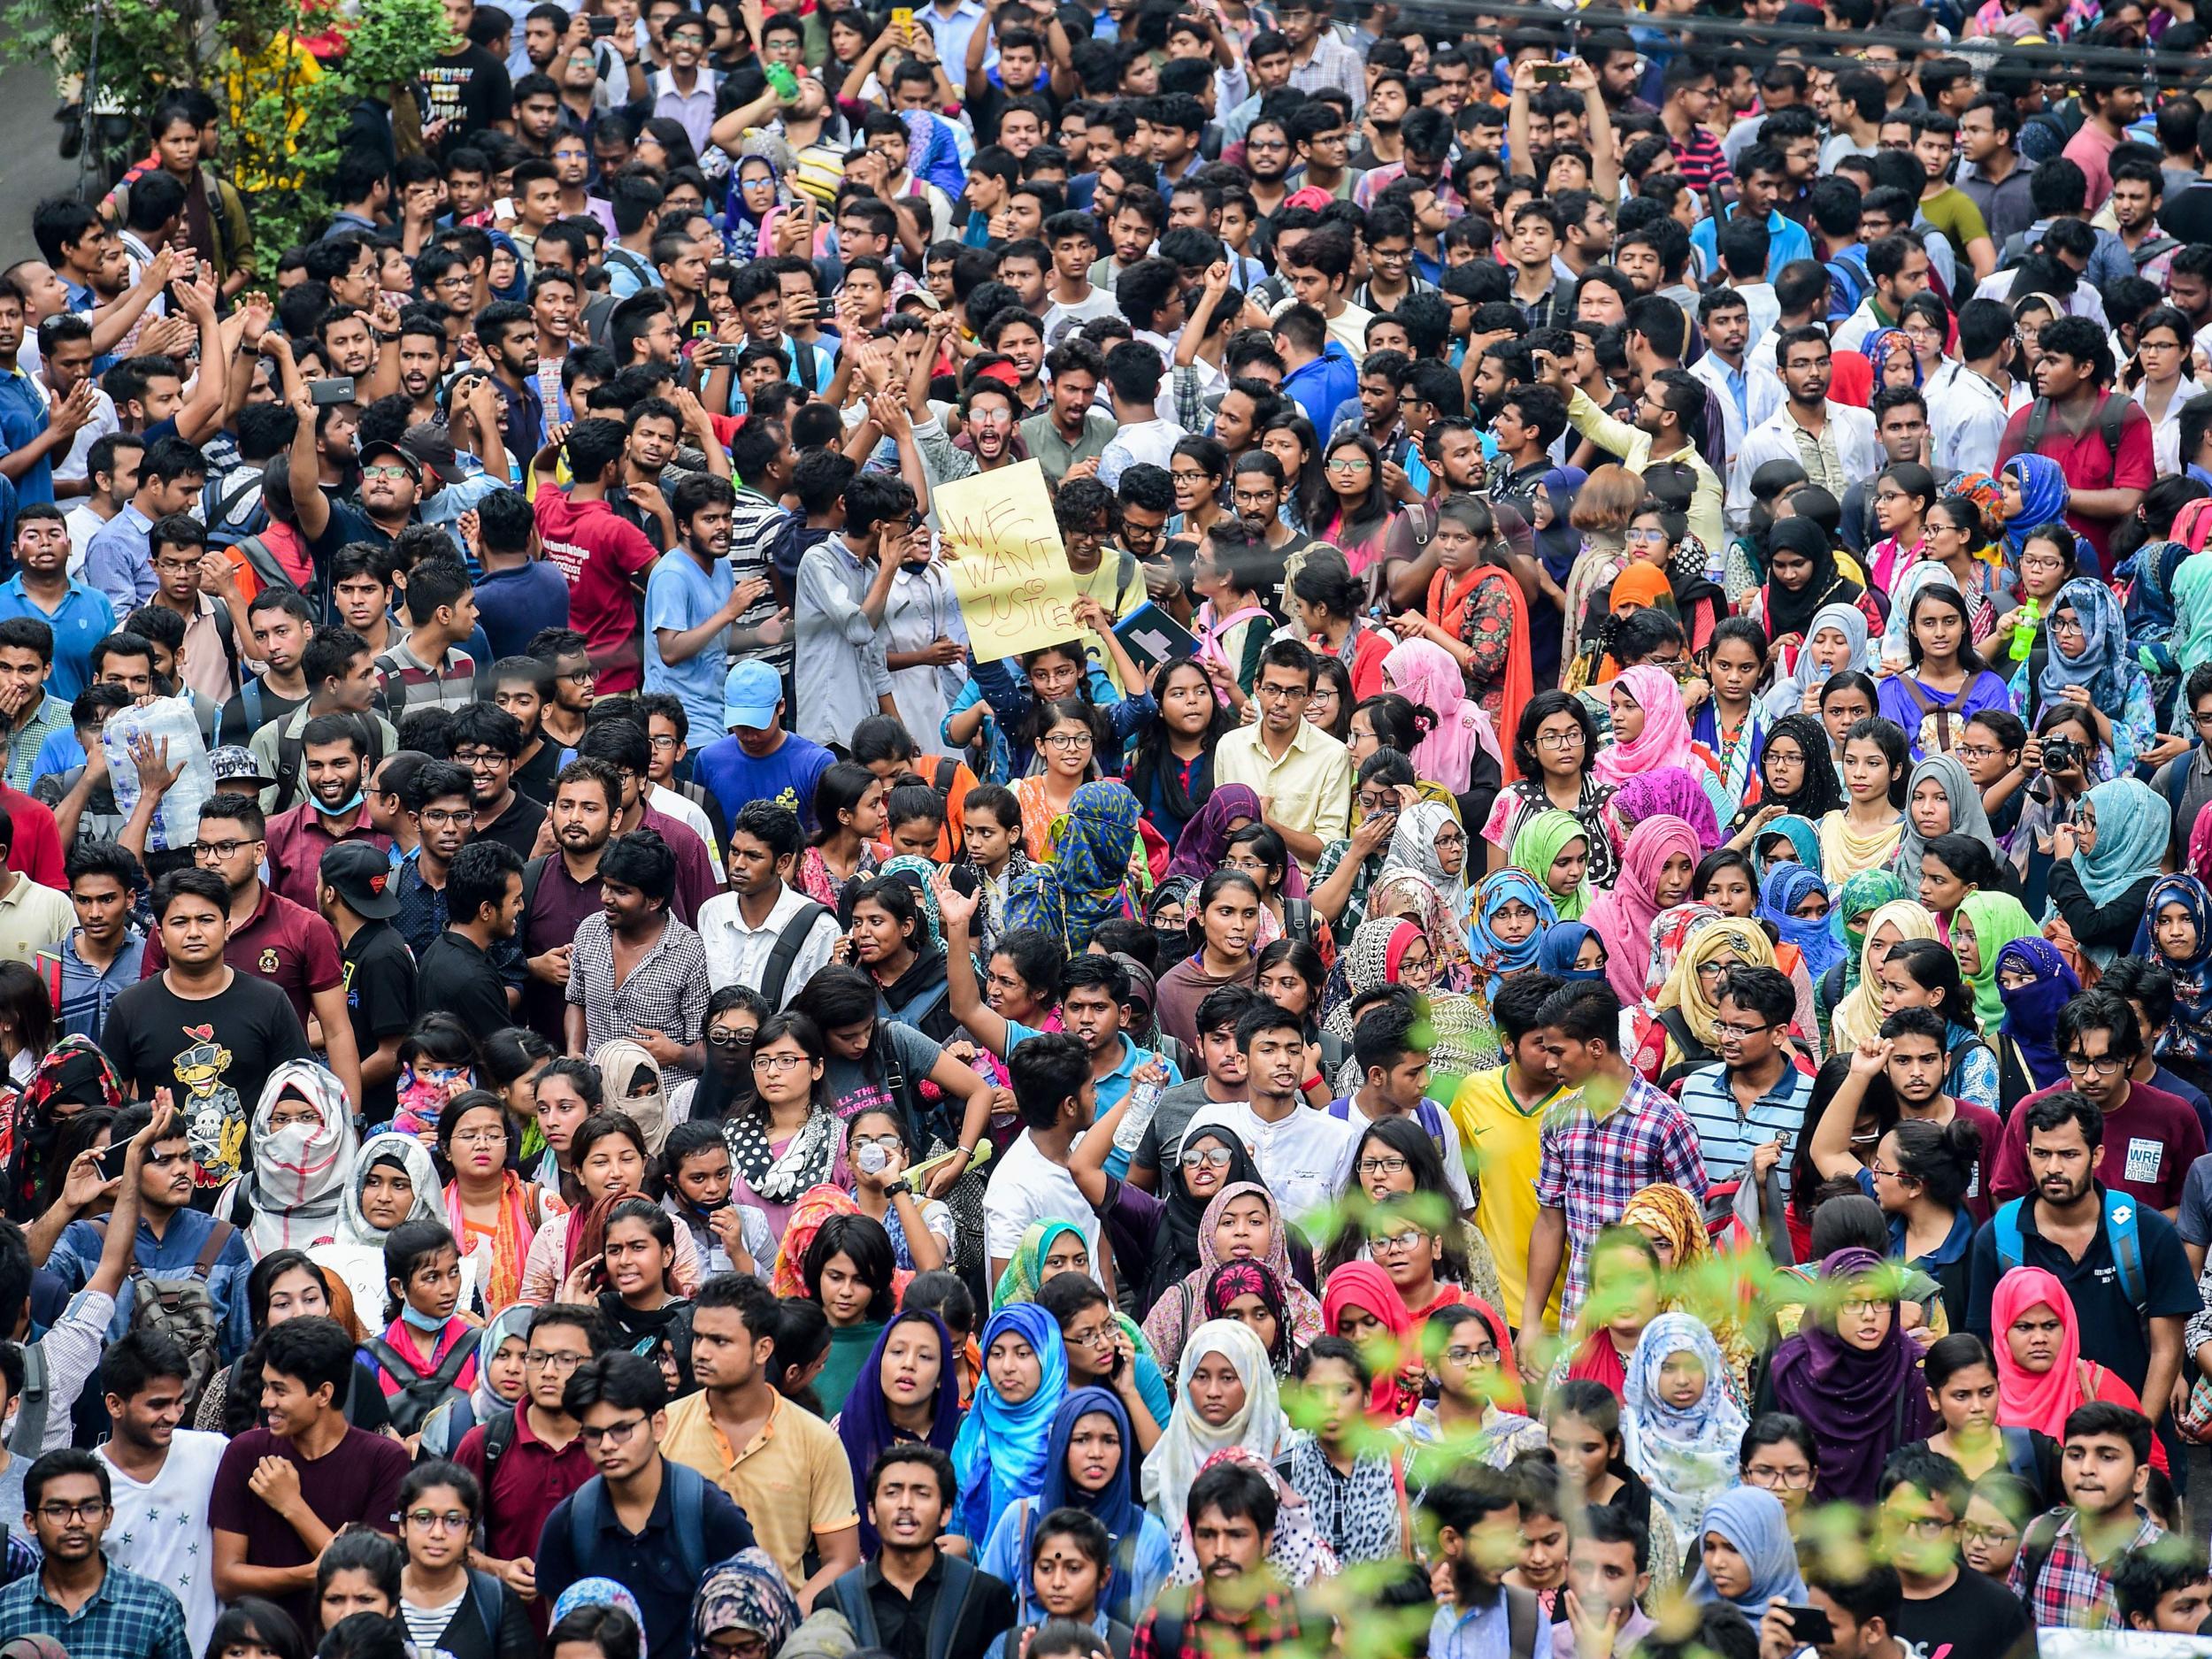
[724,659,782,730]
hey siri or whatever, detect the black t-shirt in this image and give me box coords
[221,678,310,750]
[101,972,310,1161]
[515,739,562,803]
[473,792,548,859]
[343,919,419,1123]
[1893,1565,2035,1659]
[964,76,1061,146]
[417,930,515,1036]
[420,45,515,146]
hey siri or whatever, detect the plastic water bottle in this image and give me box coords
[1114,1076,1165,1155]
[2008,598,2041,664]
[104,695,215,854]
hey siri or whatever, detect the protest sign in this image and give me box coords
[937,458,1085,663]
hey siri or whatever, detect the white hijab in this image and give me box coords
[242,1061,357,1257]
[1141,1318,1288,1526]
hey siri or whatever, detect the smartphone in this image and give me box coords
[1779,1608,1834,1647]
[310,376,357,406]
[97,1140,131,1183]
[1533,63,1569,83]
[589,14,617,35]
[891,5,913,30]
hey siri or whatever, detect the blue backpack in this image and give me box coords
[1990,1189,2145,1311]
[1824,248,1873,323]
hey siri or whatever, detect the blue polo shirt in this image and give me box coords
[1689,204,1814,282]
[0,365,54,506]
[1280,342,1359,433]
[1005,1018,1182,1179]
[0,573,115,699]
[1677,1059,1812,1198]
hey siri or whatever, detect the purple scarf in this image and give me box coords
[1766,1247,1932,1504]
[836,1309,963,1553]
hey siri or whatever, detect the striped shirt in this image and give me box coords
[1669,127,1734,195]
[1677,1060,1811,1199]
[373,638,478,717]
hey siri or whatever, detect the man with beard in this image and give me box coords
[1219,451,1309,604]
[350,437,427,549]
[394,319,447,428]
[527,625,595,752]
[1994,315,2152,572]
[517,757,618,1043]
[563,826,705,1076]
[953,374,1025,476]
[645,474,759,739]
[417,835,525,1037]
[1018,340,1115,488]
[1722,326,1878,531]
[262,717,391,911]
[1537,347,1724,549]
[1131,1460,1313,1659]
[448,702,545,858]
[474,300,546,459]
[1419,1469,1544,1659]
[0,1444,191,1659]
[610,397,682,552]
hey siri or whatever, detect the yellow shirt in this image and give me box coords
[1451,1067,1565,1332]
[660,1387,860,1586]
[0,877,76,967]
[1210,718,1355,866]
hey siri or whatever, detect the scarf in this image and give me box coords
[771,1184,914,1305]
[953,1302,1071,1540]
[1203,1260,1296,1373]
[1830,898,1940,1052]
[469,1303,534,1421]
[1955,891,2038,1033]
[840,1309,963,1553]
[3,1037,122,1220]
[2121,539,2189,649]
[242,1061,357,1256]
[1165,784,1264,886]
[1763,597,1875,721]
[2071,776,2167,910]
[1760,862,1845,981]
[2001,454,2071,562]
[1536,920,1607,981]
[1767,1247,1933,1503]
[1286,1433,1403,1564]
[1057,780,1145,936]
[1141,1180,1324,1376]
[2172,546,2212,674]
[335,1131,442,1247]
[1611,765,1722,853]
[1386,633,1503,794]
[1152,1121,1266,1306]
[1615,1182,1753,1389]
[1321,1261,1421,1420]
[879,855,948,949]
[1750,813,1824,879]
[1384,803,1472,926]
[1654,920,1775,1050]
[1584,815,1701,1005]
[726,1100,841,1205]
[2149,874,2212,1066]
[996,1218,1156,1361]
[1164,1448,1339,1589]
[1142,1318,1287,1525]
[1643,903,1724,1005]
[1620,1311,1748,1542]
[1891,753,1996,884]
[1364,865,1479,994]
[1686,1488,1808,1614]
[694,1548,801,1656]
[449,1168,537,1315]
[1534,467,1587,579]
[1990,1264,2090,1441]
[1997,936,2080,1088]
[1470,869,1555,1005]
[1510,808,1593,921]
[1762,518,1865,646]
[1037,1386,1148,1608]
[1322,918,1421,1041]
[2038,576,2133,713]
[1593,664,1698,785]
[595,1040,671,1156]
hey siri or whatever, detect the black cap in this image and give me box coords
[320,841,399,919]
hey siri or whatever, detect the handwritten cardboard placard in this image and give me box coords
[937,458,1085,663]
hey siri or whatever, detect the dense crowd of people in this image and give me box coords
[7,4,2212,1659]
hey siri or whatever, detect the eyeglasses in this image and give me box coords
[452,1127,506,1147]
[526,1348,588,1370]
[363,464,414,480]
[1744,1466,1814,1490]
[406,1509,472,1532]
[560,665,596,684]
[193,838,258,861]
[1624,526,1671,544]
[703,1640,768,1659]
[1256,683,1308,702]
[1713,1020,1774,1041]
[1442,1345,1501,1366]
[1356,791,1399,813]
[753,1052,811,1072]
[578,1415,649,1447]
[1370,1231,1425,1256]
[1960,1522,2018,1546]
[419,808,476,827]
[1534,731,1584,750]
[1041,732,1094,750]
[2062,1052,2125,1077]
[35,1500,107,1523]
[1356,1155,1410,1177]
[1433,829,1465,849]
[1954,743,1998,761]
[2048,614,2085,636]
[1325,457,1371,473]
[452,748,508,766]
[1180,1145,1235,1170]
[708,1027,757,1048]
[1895,1515,1955,1538]
[851,1133,904,1156]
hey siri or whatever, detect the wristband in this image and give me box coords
[1302,1074,1324,1093]
[884,1179,913,1199]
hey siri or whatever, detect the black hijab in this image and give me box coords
[1150,1122,1267,1304]
[1762,518,1863,642]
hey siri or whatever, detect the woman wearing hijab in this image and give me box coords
[2000,455,2074,566]
[994,1219,1171,1422]
[1641,918,1781,1085]
[1621,1312,1749,1541]
[1990,1265,2170,1471]
[1594,664,1712,790]
[1891,753,1998,889]
[1610,766,1724,855]
[979,1386,1175,1625]
[1320,901,1499,1088]
[1468,869,1556,1006]
[1142,1319,1292,1525]
[837,1308,964,1553]
[692,1547,800,1659]
[1730,713,1849,848]
[1510,808,1594,921]
[1383,635,1506,795]
[1816,870,1907,1025]
[227,1061,357,1256]
[953,1302,1071,1541]
[1140,1179,1325,1380]
[1617,1183,1756,1396]
[1828,897,1942,1053]
[1753,519,1874,679]
[1993,937,2079,1107]
[1320,1260,1423,1419]
[594,1040,672,1158]
[722,155,789,259]
[1760,1246,1936,1502]
[1164,784,1267,887]
[1204,1259,1300,1376]
[1,1036,121,1222]
[1685,1487,1809,1616]
[2013,578,2159,773]
[1383,801,1474,929]
[2047,776,2166,966]
[1006,780,1147,952]
[1761,864,1847,984]
[1750,815,1826,883]
[1537,921,1609,982]
[1363,865,1480,995]
[1073,1108,1268,1311]
[1952,890,2039,1034]
[421,1301,531,1459]
[2147,874,2212,1081]
[1584,815,1702,1005]
[313,1131,447,1326]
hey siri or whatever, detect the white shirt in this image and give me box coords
[1687,350,1785,477]
[885,562,968,745]
[1725,401,1881,530]
[697,882,841,1006]
[1973,267,2109,327]
[99,1427,229,1655]
[2133,375,2200,476]
[1180,1102,1356,1229]
[984,1128,1103,1271]
[1328,1094,1477,1214]
[1097,418,1187,490]
[63,503,107,578]
[28,374,118,485]
[1832,298,1886,355]
[647,780,722,877]
[1926,359,2016,479]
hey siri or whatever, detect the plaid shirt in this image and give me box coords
[1132,1585,1309,1659]
[1535,1071,1709,1322]
[565,910,710,1084]
[0,1557,193,1659]
[2011,1509,2164,1630]
[2,695,72,791]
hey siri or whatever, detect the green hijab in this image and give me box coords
[1955,891,2039,1033]
[1510,808,1594,921]
[1834,868,1909,1000]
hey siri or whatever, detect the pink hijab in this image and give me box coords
[1582,814,1701,1004]
[1991,1265,2084,1441]
[1382,635,1499,795]
[1593,664,1697,786]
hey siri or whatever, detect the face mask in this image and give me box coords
[1154,923,1192,964]
[398,1073,448,1118]
[319,788,367,818]
[399,1298,448,1333]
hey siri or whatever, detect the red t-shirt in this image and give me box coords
[1995,394,2156,570]
[1988,1079,2208,1214]
[534,487,660,693]
[143,882,344,1029]
[2,784,63,888]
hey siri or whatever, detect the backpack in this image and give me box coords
[203,466,270,551]
[364,1325,481,1435]
[568,1461,711,1585]
[2019,391,2131,474]
[5,1340,47,1456]
[2013,1509,2064,1609]
[1824,248,1872,323]
[1991,1188,2145,1311]
[759,898,834,1007]
[833,1552,987,1656]
[272,710,384,815]
[90,1214,234,1413]
[1325,1095,1450,1168]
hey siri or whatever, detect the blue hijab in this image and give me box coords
[952,1303,1070,1541]
[2037,576,2133,712]
[2001,454,2071,562]
[1471,868,1556,1002]
[1536,920,1607,982]
[1750,813,1824,881]
[837,1310,963,1554]
[1686,1486,1808,1615]
[1034,1385,1144,1616]
[1996,936,2079,1090]
[1760,862,1845,980]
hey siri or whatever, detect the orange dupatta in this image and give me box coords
[1426,562,1532,784]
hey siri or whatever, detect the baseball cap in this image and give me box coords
[320,841,400,918]
[208,746,277,791]
[401,421,467,487]
[358,439,422,480]
[724,660,781,730]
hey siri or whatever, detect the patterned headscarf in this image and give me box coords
[1610,764,1723,852]
[1996,936,2078,1089]
[1654,919,1775,1048]
[1384,801,1472,923]
[1594,664,1699,785]
[1056,780,1143,936]
[2038,577,2133,712]
[1203,1259,1296,1373]
[1831,869,1907,999]
[1141,1177,1324,1376]
[1760,863,1844,981]
[1509,808,1593,921]
[1322,918,1424,1039]
[1643,902,1725,1005]
[1469,868,1556,1003]
[4,1035,123,1218]
[2148,874,2212,1067]
[1620,1312,1748,1541]
[693,1548,802,1657]
[1365,865,1478,993]
[553,1579,647,1629]
[878,854,946,949]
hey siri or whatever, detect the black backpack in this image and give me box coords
[364,1325,480,1435]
